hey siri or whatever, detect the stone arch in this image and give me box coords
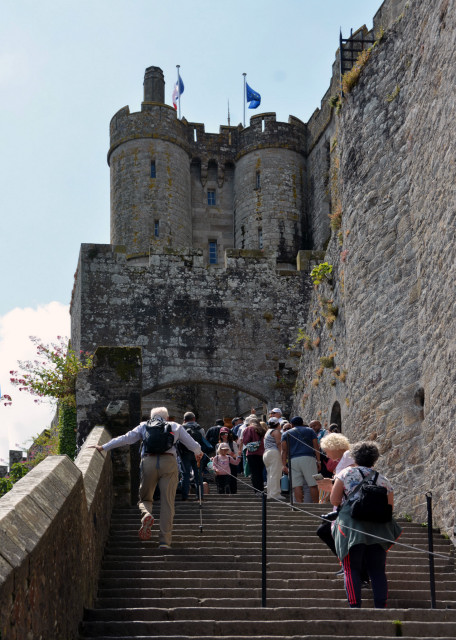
[141,378,268,424]
[330,401,342,431]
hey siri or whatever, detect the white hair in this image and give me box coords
[150,406,169,420]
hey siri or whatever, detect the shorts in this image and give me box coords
[290,455,318,488]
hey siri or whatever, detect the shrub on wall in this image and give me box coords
[58,403,77,460]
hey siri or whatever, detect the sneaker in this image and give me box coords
[158,543,171,550]
[138,513,154,540]
[335,568,344,577]
[361,580,370,589]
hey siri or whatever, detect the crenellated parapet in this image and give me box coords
[108,103,191,165]
[236,112,307,160]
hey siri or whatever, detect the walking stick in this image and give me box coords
[197,457,203,533]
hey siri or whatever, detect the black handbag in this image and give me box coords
[349,469,392,523]
[320,509,339,522]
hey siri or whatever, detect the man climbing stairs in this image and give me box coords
[79,482,456,639]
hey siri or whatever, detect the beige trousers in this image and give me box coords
[138,454,179,546]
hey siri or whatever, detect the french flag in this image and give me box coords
[172,76,184,110]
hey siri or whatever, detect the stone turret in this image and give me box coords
[234,113,307,265]
[108,70,192,255]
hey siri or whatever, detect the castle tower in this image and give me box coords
[234,113,307,265]
[108,68,192,255]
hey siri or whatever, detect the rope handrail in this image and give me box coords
[253,427,433,507]
[198,450,451,562]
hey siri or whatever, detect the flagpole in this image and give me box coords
[177,65,181,119]
[243,73,246,127]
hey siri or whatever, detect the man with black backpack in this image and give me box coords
[91,406,202,549]
[178,412,209,501]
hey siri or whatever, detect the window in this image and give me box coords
[207,189,216,206]
[150,160,156,178]
[209,240,218,264]
[255,171,261,190]
[154,220,159,237]
[258,228,263,250]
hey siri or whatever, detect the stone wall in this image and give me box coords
[71,244,312,426]
[292,0,456,535]
[0,427,113,640]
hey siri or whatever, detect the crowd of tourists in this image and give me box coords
[91,405,401,609]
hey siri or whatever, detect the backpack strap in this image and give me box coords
[346,468,375,500]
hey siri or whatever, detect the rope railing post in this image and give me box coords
[261,490,267,607]
[426,491,436,609]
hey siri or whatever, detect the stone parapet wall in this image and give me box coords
[0,427,113,640]
[292,0,456,535]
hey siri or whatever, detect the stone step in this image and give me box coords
[95,586,451,602]
[84,606,456,623]
[93,596,441,609]
[99,561,454,576]
[79,636,456,640]
[96,576,456,593]
[79,618,456,637]
[97,565,454,580]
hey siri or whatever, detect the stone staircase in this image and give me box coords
[79,481,456,639]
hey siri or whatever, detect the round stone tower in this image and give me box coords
[108,67,192,255]
[234,113,307,265]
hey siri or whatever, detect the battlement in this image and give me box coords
[109,102,307,167]
[108,103,190,165]
[237,112,307,159]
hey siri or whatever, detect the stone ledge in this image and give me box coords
[0,428,114,640]
[75,426,112,510]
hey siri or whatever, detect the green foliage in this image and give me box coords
[290,328,313,351]
[0,462,30,498]
[0,428,60,497]
[386,84,400,102]
[58,403,77,460]
[393,620,403,637]
[311,262,333,287]
[320,356,335,369]
[0,477,13,498]
[342,48,371,94]
[9,336,93,408]
[328,94,342,114]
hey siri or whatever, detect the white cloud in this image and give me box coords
[0,302,70,468]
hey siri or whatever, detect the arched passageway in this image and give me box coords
[330,401,342,431]
[142,381,267,428]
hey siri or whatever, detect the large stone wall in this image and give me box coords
[0,428,113,640]
[71,244,312,426]
[292,0,456,534]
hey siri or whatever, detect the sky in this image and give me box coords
[0,0,383,466]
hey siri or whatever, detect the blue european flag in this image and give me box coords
[246,83,261,109]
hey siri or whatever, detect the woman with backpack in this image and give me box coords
[330,441,402,609]
[242,417,266,496]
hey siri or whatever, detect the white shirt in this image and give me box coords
[335,450,355,474]
[101,421,202,458]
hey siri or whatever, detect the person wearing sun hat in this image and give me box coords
[212,442,241,494]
